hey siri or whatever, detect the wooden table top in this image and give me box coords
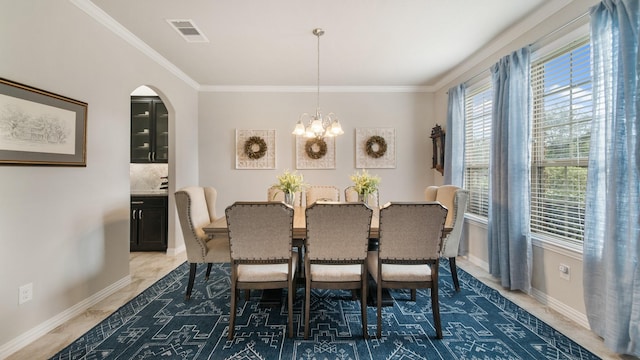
[203,206,380,239]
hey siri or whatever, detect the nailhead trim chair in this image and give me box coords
[305,185,340,206]
[225,202,297,339]
[304,201,373,339]
[175,186,229,300]
[367,202,448,339]
[424,185,469,291]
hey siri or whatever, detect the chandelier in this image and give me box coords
[292,28,344,139]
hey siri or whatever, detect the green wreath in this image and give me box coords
[305,138,327,159]
[365,135,387,158]
[244,136,267,159]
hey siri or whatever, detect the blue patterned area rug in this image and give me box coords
[51,259,599,360]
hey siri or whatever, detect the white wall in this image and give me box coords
[433,0,600,327]
[0,0,199,354]
[197,91,442,215]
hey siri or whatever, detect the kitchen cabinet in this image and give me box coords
[131,96,168,163]
[130,195,168,251]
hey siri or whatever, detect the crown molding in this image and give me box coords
[71,0,200,91]
[199,85,434,93]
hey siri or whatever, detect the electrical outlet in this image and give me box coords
[19,283,33,304]
[559,264,570,281]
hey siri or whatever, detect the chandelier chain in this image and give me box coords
[316,30,321,111]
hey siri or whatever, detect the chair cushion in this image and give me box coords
[310,264,362,282]
[237,252,298,282]
[367,250,432,282]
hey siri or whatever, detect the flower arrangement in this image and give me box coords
[274,170,305,195]
[350,169,381,197]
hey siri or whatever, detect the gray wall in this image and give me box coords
[197,91,440,215]
[0,0,199,352]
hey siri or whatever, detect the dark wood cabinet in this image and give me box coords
[131,96,168,163]
[130,196,168,251]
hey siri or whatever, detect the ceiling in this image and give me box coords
[86,0,559,89]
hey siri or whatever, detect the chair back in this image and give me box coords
[175,186,218,263]
[305,185,340,206]
[225,202,294,261]
[378,202,448,261]
[344,186,379,207]
[424,185,459,227]
[267,186,303,207]
[305,202,372,261]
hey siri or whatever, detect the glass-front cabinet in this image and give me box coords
[131,96,168,163]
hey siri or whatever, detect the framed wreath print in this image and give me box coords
[295,135,335,169]
[235,129,276,169]
[0,78,87,166]
[355,128,396,168]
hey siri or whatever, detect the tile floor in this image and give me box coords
[6,253,624,359]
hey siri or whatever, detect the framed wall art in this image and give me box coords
[355,128,396,168]
[235,129,276,169]
[0,78,88,166]
[295,135,335,169]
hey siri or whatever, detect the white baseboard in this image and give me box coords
[467,254,489,271]
[464,254,590,330]
[166,244,185,257]
[530,287,591,329]
[0,275,131,359]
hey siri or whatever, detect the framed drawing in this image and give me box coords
[235,129,276,169]
[355,128,395,168]
[0,78,87,166]
[296,136,335,169]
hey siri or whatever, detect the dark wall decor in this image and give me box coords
[0,78,87,166]
[431,124,445,175]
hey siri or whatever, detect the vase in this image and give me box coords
[284,192,295,206]
[357,193,368,205]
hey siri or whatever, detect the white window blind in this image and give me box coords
[464,79,492,218]
[530,37,591,244]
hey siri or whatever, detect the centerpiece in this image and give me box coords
[350,169,381,204]
[273,170,305,206]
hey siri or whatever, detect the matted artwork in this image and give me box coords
[235,129,276,169]
[355,128,396,168]
[0,78,87,166]
[295,136,335,169]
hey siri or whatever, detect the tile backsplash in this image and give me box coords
[130,163,168,191]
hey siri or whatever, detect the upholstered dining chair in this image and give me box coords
[424,185,469,291]
[267,185,303,207]
[304,201,373,339]
[305,185,340,206]
[225,202,297,339]
[344,186,380,208]
[367,202,448,339]
[175,186,229,300]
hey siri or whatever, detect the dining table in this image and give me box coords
[202,205,380,241]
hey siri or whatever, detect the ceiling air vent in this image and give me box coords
[167,19,209,43]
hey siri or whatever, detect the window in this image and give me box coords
[530,37,591,245]
[463,79,492,218]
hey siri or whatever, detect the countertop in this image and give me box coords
[131,190,168,197]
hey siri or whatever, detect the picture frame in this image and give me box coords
[235,129,276,169]
[295,135,335,169]
[0,78,87,166]
[355,128,396,168]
